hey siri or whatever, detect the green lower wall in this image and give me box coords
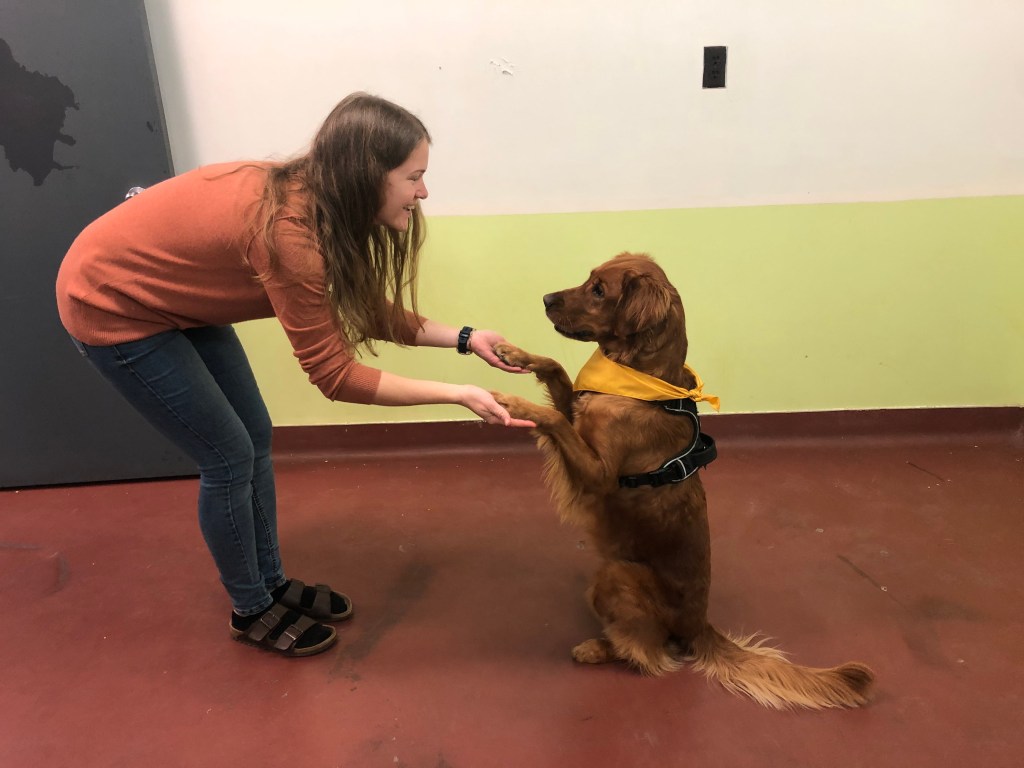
[236,195,1023,426]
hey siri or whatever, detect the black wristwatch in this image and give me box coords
[457,326,475,355]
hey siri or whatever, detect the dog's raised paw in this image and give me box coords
[494,342,532,369]
[490,391,533,421]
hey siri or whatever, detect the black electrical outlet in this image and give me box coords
[703,46,727,88]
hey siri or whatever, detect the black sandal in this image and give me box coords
[277,579,353,622]
[230,603,337,657]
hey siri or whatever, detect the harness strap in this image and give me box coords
[618,398,718,489]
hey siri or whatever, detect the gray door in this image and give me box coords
[0,0,196,488]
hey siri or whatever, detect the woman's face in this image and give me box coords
[376,139,429,230]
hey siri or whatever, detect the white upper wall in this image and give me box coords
[144,0,1024,215]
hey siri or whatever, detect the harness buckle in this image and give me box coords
[659,456,694,485]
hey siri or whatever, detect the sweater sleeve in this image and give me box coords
[386,302,427,346]
[251,217,382,404]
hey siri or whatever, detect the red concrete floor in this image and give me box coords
[1,412,1022,767]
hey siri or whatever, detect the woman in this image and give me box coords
[56,92,533,657]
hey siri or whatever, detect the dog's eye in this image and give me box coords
[592,283,604,299]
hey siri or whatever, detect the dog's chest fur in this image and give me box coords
[555,391,711,572]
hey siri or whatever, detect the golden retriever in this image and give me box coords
[492,252,874,710]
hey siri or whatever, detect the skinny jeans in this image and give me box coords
[72,325,284,616]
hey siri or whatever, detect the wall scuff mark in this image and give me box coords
[489,57,515,76]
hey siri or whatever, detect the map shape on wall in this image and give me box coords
[0,37,78,185]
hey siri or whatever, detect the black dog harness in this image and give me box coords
[618,398,718,489]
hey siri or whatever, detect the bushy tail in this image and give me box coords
[687,625,874,710]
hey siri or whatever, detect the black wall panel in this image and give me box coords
[1,0,196,487]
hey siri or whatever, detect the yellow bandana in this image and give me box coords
[573,349,721,411]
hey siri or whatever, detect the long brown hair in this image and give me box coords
[257,93,430,352]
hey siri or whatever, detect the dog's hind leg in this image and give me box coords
[570,637,618,665]
[575,560,683,676]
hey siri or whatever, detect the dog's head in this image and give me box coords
[544,252,687,369]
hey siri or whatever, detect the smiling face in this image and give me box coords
[375,139,429,230]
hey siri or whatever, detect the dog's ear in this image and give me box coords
[615,271,675,336]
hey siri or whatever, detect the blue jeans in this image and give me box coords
[73,326,285,616]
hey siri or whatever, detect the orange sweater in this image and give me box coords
[56,162,418,403]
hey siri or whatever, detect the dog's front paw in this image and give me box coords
[495,342,561,378]
[494,342,535,370]
[491,390,541,423]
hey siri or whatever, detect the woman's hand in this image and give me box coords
[373,372,533,427]
[469,329,530,373]
[457,384,536,427]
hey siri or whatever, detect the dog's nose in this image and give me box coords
[543,293,561,310]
